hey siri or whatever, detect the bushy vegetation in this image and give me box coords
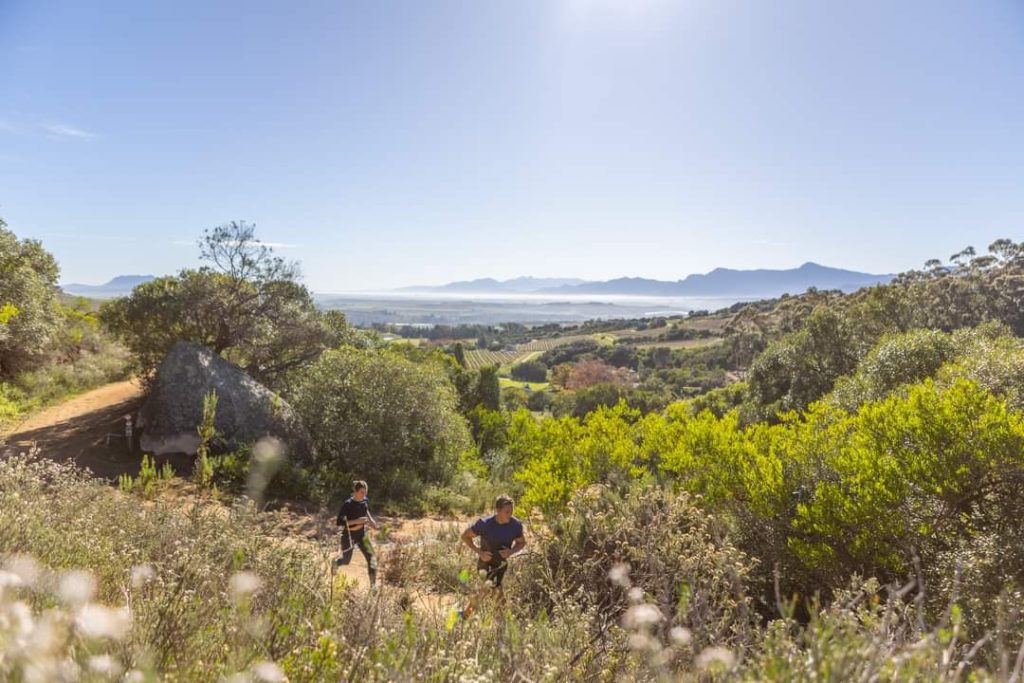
[12,226,1024,679]
[290,347,473,507]
[3,453,1022,681]
[0,220,130,429]
[101,222,362,391]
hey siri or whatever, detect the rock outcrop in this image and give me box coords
[137,342,309,459]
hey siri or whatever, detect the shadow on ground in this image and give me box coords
[0,394,187,480]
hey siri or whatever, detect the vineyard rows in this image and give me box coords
[463,335,592,370]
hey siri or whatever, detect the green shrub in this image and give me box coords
[291,347,472,506]
[513,485,757,657]
[526,389,551,412]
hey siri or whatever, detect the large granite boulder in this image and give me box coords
[137,342,310,459]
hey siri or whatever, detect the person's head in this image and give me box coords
[494,494,514,523]
[352,480,368,501]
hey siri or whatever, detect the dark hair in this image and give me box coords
[353,480,368,492]
[495,494,514,511]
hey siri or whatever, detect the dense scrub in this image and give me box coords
[2,454,1022,681]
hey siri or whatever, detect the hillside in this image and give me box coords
[62,274,156,298]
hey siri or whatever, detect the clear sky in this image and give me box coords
[1,1,1022,291]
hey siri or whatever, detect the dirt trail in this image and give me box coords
[0,379,146,479]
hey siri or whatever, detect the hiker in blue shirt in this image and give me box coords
[335,480,378,586]
[461,494,526,591]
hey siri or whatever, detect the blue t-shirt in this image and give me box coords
[471,514,524,565]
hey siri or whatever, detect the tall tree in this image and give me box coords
[103,221,356,389]
[0,219,62,378]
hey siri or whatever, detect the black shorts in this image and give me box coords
[477,560,508,587]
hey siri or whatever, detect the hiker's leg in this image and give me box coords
[485,563,508,589]
[358,535,377,585]
[337,528,355,566]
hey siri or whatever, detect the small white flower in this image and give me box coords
[622,603,663,629]
[670,626,692,646]
[628,632,660,652]
[5,555,40,588]
[608,563,631,588]
[88,655,123,676]
[627,586,644,604]
[0,570,24,590]
[8,600,34,637]
[23,612,61,656]
[252,661,285,682]
[58,570,96,606]
[696,646,735,671]
[76,604,131,640]
[229,571,262,600]
[131,564,155,588]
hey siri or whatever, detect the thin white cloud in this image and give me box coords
[43,123,96,140]
[171,239,300,249]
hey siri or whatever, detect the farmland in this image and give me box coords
[463,335,593,369]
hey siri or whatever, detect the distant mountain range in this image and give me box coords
[405,263,893,298]
[67,262,893,302]
[62,275,155,298]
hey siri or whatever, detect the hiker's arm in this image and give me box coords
[347,517,369,531]
[366,509,379,530]
[500,536,526,559]
[461,527,491,562]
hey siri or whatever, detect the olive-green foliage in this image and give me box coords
[467,405,508,456]
[0,219,62,378]
[291,347,472,506]
[511,359,548,382]
[501,385,529,411]
[828,323,1024,412]
[476,364,501,410]
[193,390,218,488]
[747,306,861,418]
[828,328,959,410]
[741,577,1018,682]
[0,453,339,680]
[513,485,756,655]
[934,327,1024,411]
[736,239,1024,419]
[526,389,551,412]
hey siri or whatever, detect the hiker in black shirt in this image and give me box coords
[335,480,378,586]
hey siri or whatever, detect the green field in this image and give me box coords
[499,377,551,392]
[628,337,725,350]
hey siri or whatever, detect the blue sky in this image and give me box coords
[1,0,1022,291]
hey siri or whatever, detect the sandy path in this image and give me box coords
[0,379,146,479]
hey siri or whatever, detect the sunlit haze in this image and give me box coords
[2,1,1022,291]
